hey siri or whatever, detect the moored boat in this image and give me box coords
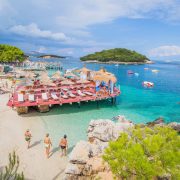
[143,81,154,87]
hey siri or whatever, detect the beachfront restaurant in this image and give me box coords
[7,68,120,114]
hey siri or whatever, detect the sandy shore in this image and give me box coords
[0,93,68,180]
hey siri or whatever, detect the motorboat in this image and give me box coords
[134,73,139,76]
[152,69,159,73]
[143,81,154,87]
[127,70,134,74]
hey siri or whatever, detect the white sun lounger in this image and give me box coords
[28,94,35,102]
[42,93,48,101]
[18,94,24,102]
[60,92,68,99]
[68,91,76,98]
[62,88,68,91]
[84,91,93,96]
[51,93,58,100]
[77,90,86,97]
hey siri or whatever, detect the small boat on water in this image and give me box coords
[127,70,134,74]
[134,73,139,77]
[152,69,159,73]
[144,68,149,70]
[115,64,119,67]
[143,81,154,87]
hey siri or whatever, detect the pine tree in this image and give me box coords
[0,151,24,180]
[103,126,180,180]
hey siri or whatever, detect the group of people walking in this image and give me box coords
[24,129,68,158]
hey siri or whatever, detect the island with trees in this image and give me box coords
[38,54,66,59]
[0,44,26,63]
[80,48,152,64]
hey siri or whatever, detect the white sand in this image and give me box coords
[0,93,68,180]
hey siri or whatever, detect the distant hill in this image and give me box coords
[0,44,26,62]
[38,54,65,59]
[80,48,151,64]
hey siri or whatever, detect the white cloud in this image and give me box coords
[148,45,180,57]
[55,0,180,31]
[9,23,69,41]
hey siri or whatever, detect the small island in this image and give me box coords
[80,48,152,64]
[0,44,26,63]
[38,54,66,59]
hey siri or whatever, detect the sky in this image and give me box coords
[0,0,180,60]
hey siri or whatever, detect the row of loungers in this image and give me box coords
[17,90,94,102]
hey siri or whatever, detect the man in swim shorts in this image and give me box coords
[24,129,32,149]
[44,133,52,158]
[59,135,68,156]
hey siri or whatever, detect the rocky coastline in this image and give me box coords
[63,116,179,180]
[83,60,154,65]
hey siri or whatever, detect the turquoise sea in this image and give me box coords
[31,58,180,147]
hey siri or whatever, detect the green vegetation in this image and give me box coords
[103,126,180,180]
[0,151,24,180]
[80,48,149,63]
[0,44,25,63]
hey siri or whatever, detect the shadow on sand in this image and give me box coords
[30,140,42,148]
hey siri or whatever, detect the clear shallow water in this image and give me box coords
[32,58,180,146]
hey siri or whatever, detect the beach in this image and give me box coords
[0,93,68,180]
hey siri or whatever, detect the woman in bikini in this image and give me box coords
[24,129,32,149]
[44,133,52,158]
[59,135,68,156]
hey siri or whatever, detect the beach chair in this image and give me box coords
[84,91,93,96]
[60,92,68,99]
[51,92,58,100]
[18,94,24,102]
[77,90,86,97]
[28,94,35,102]
[68,91,76,98]
[62,88,68,91]
[42,92,48,101]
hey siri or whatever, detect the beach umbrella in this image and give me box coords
[25,72,36,79]
[51,71,65,80]
[93,73,116,83]
[64,72,77,78]
[61,79,75,85]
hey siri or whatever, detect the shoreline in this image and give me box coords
[0,93,68,180]
[81,60,154,65]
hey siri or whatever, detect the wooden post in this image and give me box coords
[97,100,99,108]
[78,102,81,108]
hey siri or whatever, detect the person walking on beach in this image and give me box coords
[59,135,68,156]
[24,129,32,149]
[44,133,52,158]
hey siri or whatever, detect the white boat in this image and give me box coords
[115,64,119,67]
[134,73,139,76]
[152,69,159,73]
[143,81,154,87]
[144,68,149,70]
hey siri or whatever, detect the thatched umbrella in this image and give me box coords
[64,72,77,78]
[51,71,65,80]
[93,69,117,83]
[76,67,92,73]
[25,72,36,79]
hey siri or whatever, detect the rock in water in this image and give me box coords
[147,117,165,126]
